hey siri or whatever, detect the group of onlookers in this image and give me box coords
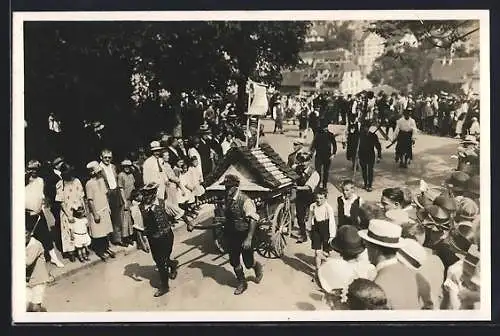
[25,119,241,311]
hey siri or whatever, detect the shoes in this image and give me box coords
[105,249,116,258]
[254,262,263,284]
[96,253,107,262]
[153,286,169,297]
[169,260,179,280]
[366,187,373,192]
[50,258,65,268]
[296,236,307,244]
[234,281,248,295]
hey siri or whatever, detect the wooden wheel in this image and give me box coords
[264,201,291,258]
[255,224,280,259]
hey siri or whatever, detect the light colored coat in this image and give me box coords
[374,260,420,310]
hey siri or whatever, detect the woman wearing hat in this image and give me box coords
[85,161,115,261]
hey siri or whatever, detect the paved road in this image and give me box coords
[44,119,460,312]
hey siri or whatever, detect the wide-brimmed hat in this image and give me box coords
[86,161,102,174]
[222,174,240,187]
[199,124,211,134]
[52,157,64,168]
[149,141,164,152]
[330,225,365,257]
[433,190,457,213]
[141,182,159,194]
[293,138,304,146]
[385,209,410,226]
[414,188,441,209]
[26,160,41,170]
[396,238,428,271]
[318,258,356,294]
[358,219,404,248]
[445,171,470,192]
[456,197,479,221]
[447,222,475,256]
[121,159,132,166]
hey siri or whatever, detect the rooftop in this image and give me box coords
[430,57,478,84]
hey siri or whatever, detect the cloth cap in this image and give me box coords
[222,174,240,187]
[397,238,428,271]
[358,219,404,248]
[457,198,479,221]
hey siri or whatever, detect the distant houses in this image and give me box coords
[430,57,480,95]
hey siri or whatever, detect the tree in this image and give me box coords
[368,20,479,51]
[218,21,311,115]
[367,47,437,92]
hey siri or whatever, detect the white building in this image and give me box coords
[351,32,386,76]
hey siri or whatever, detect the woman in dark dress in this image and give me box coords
[357,120,382,191]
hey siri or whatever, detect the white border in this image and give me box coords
[12,10,491,323]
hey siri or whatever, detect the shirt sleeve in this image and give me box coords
[393,119,401,140]
[306,171,320,190]
[243,199,260,221]
[327,204,336,238]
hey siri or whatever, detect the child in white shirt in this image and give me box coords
[307,189,336,282]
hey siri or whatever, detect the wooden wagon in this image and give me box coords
[195,143,299,258]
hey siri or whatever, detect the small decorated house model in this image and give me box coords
[204,143,299,199]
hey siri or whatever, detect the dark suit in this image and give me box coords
[197,141,213,178]
[358,130,382,188]
[42,169,62,251]
[310,129,337,189]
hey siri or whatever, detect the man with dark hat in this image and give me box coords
[294,152,320,243]
[222,174,263,295]
[393,107,418,168]
[140,182,179,297]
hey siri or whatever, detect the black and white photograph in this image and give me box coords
[12,10,490,322]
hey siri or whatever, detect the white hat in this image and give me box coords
[385,209,410,226]
[150,141,164,151]
[293,138,304,146]
[86,161,101,173]
[396,238,428,271]
[121,159,132,166]
[358,219,404,248]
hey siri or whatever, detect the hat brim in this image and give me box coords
[151,147,165,151]
[396,253,420,271]
[330,239,365,257]
[358,230,404,248]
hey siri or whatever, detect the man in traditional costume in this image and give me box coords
[392,108,418,168]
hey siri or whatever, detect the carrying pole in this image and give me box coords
[245,83,252,146]
[254,117,261,149]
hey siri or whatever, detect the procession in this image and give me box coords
[20,18,483,314]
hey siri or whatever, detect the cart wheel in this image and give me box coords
[255,225,280,259]
[212,226,227,254]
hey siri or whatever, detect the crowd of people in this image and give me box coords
[24,86,481,312]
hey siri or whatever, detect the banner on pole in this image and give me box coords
[247,80,268,116]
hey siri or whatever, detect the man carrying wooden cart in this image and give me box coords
[222,174,264,295]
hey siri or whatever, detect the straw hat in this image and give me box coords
[86,161,102,174]
[121,159,132,166]
[141,182,159,194]
[318,258,356,294]
[26,160,41,170]
[149,141,164,152]
[461,135,478,145]
[358,219,404,248]
[396,238,428,271]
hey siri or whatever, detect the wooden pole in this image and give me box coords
[255,117,261,149]
[245,86,251,146]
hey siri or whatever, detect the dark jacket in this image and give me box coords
[337,196,361,228]
[141,202,173,239]
[311,129,337,159]
[358,130,382,163]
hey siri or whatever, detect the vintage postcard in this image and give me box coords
[12,10,490,322]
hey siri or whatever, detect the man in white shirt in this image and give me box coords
[307,189,336,282]
[393,108,418,168]
[99,149,124,245]
[221,133,235,156]
[143,141,168,202]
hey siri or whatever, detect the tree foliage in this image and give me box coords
[417,80,463,96]
[24,21,309,161]
[302,21,354,52]
[367,20,479,51]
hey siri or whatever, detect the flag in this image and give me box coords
[247,80,268,116]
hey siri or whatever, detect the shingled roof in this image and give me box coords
[205,143,299,193]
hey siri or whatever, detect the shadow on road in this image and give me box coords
[281,253,314,277]
[123,262,162,289]
[296,302,316,311]
[187,260,236,289]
